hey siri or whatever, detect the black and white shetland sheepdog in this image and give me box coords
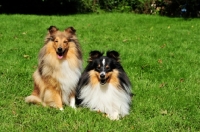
[76,50,132,120]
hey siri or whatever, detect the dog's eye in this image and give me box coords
[64,41,68,43]
[55,40,58,42]
[106,67,110,70]
[96,66,100,70]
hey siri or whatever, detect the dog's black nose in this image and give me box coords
[58,47,62,52]
[100,74,105,79]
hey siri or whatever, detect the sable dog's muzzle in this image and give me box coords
[57,47,66,59]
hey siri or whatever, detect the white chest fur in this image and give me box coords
[58,61,81,105]
[79,83,131,117]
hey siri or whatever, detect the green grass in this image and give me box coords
[0,13,199,131]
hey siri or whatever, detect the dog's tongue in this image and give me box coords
[57,55,63,59]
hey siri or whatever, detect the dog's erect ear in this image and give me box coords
[44,26,58,43]
[88,51,104,62]
[65,27,76,35]
[47,26,58,35]
[106,50,120,61]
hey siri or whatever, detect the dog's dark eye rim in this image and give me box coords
[63,40,68,43]
[96,66,100,70]
[106,66,110,70]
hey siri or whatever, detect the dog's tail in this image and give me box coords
[25,95,42,104]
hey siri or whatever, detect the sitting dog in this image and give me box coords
[25,26,82,110]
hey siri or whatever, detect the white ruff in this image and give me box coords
[79,83,131,118]
[58,60,81,105]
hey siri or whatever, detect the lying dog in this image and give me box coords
[76,50,132,120]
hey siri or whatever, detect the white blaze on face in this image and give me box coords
[102,58,105,66]
[100,59,106,77]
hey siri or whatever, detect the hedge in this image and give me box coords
[0,0,199,17]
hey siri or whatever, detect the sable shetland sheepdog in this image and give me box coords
[25,26,82,110]
[76,50,132,120]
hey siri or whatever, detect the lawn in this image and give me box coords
[0,13,199,131]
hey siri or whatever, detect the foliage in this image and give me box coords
[160,0,200,17]
[75,0,200,17]
[78,0,133,13]
[0,0,199,17]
